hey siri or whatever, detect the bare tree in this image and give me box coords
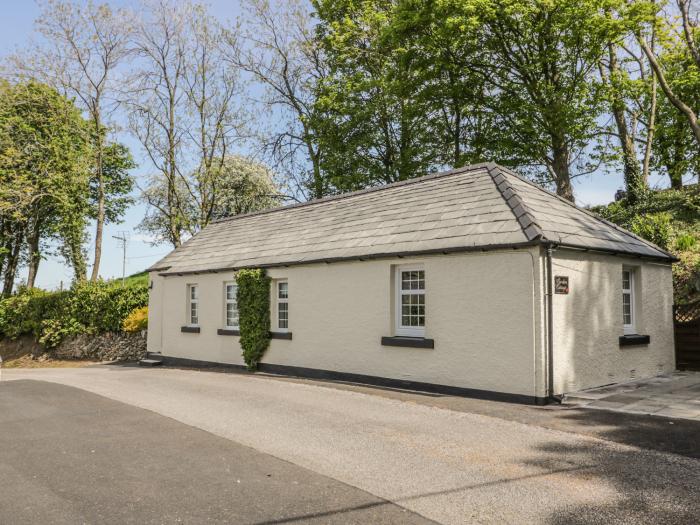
[230,0,327,200]
[15,0,133,281]
[129,1,249,247]
[183,6,248,231]
[127,0,190,247]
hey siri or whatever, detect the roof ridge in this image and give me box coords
[212,162,493,225]
[496,165,677,259]
[486,163,543,242]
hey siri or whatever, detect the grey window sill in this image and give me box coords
[181,326,200,333]
[270,331,293,340]
[381,336,434,349]
[619,334,650,347]
[217,328,240,336]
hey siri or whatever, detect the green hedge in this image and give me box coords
[0,280,149,348]
[236,268,271,370]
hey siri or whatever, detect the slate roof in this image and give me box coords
[149,163,675,275]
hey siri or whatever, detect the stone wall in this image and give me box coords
[51,331,147,362]
[0,335,43,361]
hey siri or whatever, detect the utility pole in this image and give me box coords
[112,232,129,285]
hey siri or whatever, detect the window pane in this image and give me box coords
[401,270,425,291]
[400,293,425,328]
[278,302,288,329]
[226,302,239,327]
[623,292,631,325]
[190,286,198,300]
[226,284,237,301]
[622,271,630,290]
[190,303,198,325]
[278,282,288,299]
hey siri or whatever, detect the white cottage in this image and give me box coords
[146,163,676,404]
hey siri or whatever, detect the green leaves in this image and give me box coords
[236,269,271,371]
[0,80,93,289]
[311,0,633,200]
[0,279,149,348]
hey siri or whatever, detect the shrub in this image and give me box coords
[64,280,149,333]
[628,212,674,250]
[236,268,271,370]
[123,306,148,332]
[0,288,68,339]
[0,279,149,347]
[38,318,85,349]
[675,233,697,251]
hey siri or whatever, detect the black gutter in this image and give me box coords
[545,244,557,401]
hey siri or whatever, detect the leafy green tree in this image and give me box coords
[91,142,135,226]
[634,0,700,147]
[463,0,627,201]
[599,39,648,203]
[0,80,91,293]
[57,142,134,282]
[17,0,134,281]
[313,0,443,191]
[645,18,700,188]
[388,0,500,168]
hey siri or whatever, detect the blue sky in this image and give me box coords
[0,0,245,289]
[0,0,664,290]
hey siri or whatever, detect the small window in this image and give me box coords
[224,282,239,329]
[622,268,635,334]
[277,280,288,331]
[188,284,199,326]
[395,266,425,337]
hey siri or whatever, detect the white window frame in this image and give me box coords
[395,265,426,338]
[276,280,289,332]
[187,284,199,326]
[622,268,636,335]
[224,281,239,329]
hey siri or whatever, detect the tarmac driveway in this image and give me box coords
[0,379,428,524]
[2,366,699,524]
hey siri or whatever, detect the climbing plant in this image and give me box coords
[236,269,271,370]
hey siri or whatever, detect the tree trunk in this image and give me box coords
[642,75,657,183]
[90,112,105,281]
[551,138,574,202]
[2,229,23,297]
[611,103,644,203]
[311,149,324,200]
[70,234,87,282]
[453,98,462,167]
[667,131,685,189]
[669,169,683,189]
[607,44,644,203]
[26,219,42,289]
[168,92,182,248]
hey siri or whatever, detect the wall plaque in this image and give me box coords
[555,276,569,294]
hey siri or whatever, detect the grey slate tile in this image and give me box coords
[150,164,673,274]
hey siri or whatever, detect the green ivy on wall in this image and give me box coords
[236,268,271,370]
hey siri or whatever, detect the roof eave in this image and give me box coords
[544,240,677,263]
[156,240,542,277]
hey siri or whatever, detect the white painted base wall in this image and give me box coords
[149,249,544,398]
[551,250,675,394]
[147,246,675,399]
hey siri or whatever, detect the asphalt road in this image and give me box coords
[2,367,699,524]
[0,379,431,524]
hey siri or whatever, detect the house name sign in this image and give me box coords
[554,276,569,294]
